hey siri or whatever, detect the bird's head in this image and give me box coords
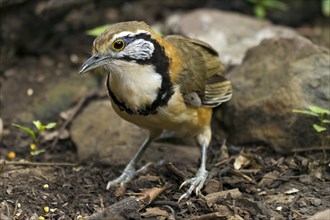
[79,21,167,75]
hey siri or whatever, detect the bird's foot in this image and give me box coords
[178,169,208,202]
[106,164,136,190]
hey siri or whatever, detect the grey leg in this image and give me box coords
[178,143,208,201]
[178,129,211,202]
[106,129,161,190]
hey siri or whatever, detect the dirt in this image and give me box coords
[1,143,329,219]
[1,1,329,219]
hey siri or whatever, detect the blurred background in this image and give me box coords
[0,0,329,218]
[1,0,329,162]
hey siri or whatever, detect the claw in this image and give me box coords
[178,169,208,202]
[106,164,136,190]
[178,192,190,202]
[179,179,190,190]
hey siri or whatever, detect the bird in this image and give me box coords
[79,21,232,201]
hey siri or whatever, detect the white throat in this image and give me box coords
[107,61,162,112]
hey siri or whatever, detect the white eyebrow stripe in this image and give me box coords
[112,30,151,42]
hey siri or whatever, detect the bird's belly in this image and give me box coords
[111,92,206,137]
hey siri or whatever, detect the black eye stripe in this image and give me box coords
[117,34,152,46]
[107,33,173,116]
[121,37,135,45]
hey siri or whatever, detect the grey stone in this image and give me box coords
[307,209,330,220]
[70,100,200,165]
[310,198,322,207]
[220,37,329,152]
[165,9,298,65]
[1,58,98,125]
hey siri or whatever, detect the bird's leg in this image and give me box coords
[106,130,161,190]
[179,129,210,202]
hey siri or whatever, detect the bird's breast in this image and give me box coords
[108,62,162,113]
[110,86,210,137]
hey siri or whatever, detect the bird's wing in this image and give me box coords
[165,35,232,108]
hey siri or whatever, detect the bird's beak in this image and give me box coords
[79,55,111,74]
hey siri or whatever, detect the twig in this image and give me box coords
[165,162,187,181]
[237,169,260,174]
[50,89,102,148]
[190,212,224,220]
[151,200,181,210]
[2,160,77,167]
[12,200,19,219]
[288,193,301,220]
[214,156,235,167]
[229,168,255,183]
[4,201,10,218]
[0,160,5,174]
[163,205,176,220]
[291,146,330,152]
[0,118,3,142]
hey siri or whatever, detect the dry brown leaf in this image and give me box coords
[205,188,242,206]
[141,207,169,218]
[138,187,166,205]
[234,155,250,170]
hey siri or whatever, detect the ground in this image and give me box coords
[1,141,329,219]
[1,1,329,219]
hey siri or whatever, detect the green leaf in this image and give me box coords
[309,105,330,115]
[263,0,288,10]
[86,24,111,37]
[254,5,266,18]
[322,119,330,124]
[12,123,37,142]
[292,109,318,117]
[313,124,327,132]
[322,0,330,16]
[45,122,57,129]
[33,120,42,131]
[33,120,45,133]
[30,149,45,156]
[246,0,258,3]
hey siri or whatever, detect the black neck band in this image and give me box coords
[106,73,173,116]
[105,34,173,116]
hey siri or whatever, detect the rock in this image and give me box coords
[236,198,283,219]
[70,100,200,165]
[1,58,98,125]
[220,37,329,152]
[310,198,322,207]
[307,209,330,220]
[165,9,298,65]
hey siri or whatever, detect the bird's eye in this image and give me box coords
[112,39,125,51]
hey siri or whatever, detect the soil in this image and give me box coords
[1,1,329,219]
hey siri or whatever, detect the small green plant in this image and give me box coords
[86,24,112,37]
[293,105,330,133]
[12,121,56,156]
[246,0,288,19]
[86,24,163,37]
[322,0,330,16]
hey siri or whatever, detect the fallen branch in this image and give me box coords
[88,186,166,219]
[1,160,77,167]
[165,162,187,181]
[229,168,255,183]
